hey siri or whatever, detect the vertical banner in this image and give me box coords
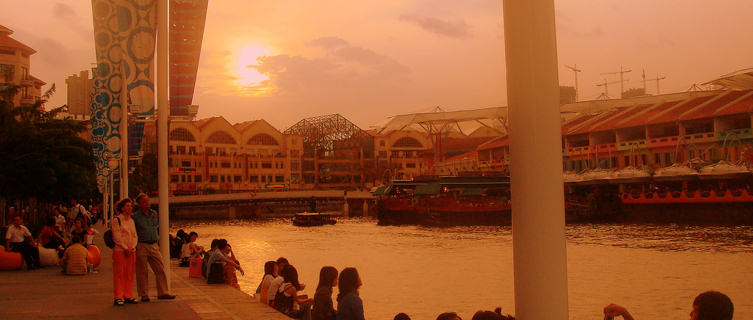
[118,0,157,116]
[91,0,156,191]
[169,0,208,116]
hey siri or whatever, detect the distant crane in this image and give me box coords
[596,78,623,99]
[601,66,632,98]
[644,72,666,94]
[565,64,582,102]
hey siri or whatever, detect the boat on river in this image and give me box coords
[292,212,337,227]
[374,175,511,226]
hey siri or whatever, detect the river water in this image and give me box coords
[172,219,753,319]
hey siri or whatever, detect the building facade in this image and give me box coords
[65,69,94,119]
[0,25,45,106]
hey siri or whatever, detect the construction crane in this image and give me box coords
[596,78,623,99]
[601,66,632,98]
[644,72,666,94]
[564,64,582,102]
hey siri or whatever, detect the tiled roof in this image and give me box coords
[646,95,715,125]
[0,33,35,54]
[477,136,509,151]
[679,90,749,121]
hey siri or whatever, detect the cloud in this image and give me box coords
[399,14,472,39]
[306,37,349,49]
[52,2,76,19]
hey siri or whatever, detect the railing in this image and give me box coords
[566,145,591,156]
[684,132,715,144]
[616,139,647,152]
[647,136,679,149]
[717,128,753,141]
[621,188,753,204]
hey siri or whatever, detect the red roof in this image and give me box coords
[477,136,509,151]
[568,108,627,135]
[715,91,753,116]
[590,104,654,132]
[445,150,477,162]
[562,113,599,135]
[618,100,682,128]
[0,34,35,54]
[647,95,716,125]
[679,90,748,121]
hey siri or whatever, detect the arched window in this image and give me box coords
[206,131,237,144]
[393,137,423,148]
[169,128,196,142]
[247,134,279,146]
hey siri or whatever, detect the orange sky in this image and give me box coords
[2,1,752,129]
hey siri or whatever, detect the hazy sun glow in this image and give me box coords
[235,44,271,95]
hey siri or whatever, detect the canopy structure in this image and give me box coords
[703,68,753,90]
[375,106,508,135]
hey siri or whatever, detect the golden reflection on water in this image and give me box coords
[173,219,753,320]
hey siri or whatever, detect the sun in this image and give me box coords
[235,44,271,94]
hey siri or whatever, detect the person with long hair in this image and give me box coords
[274,264,313,318]
[69,217,88,247]
[336,267,364,320]
[112,198,139,306]
[312,266,338,320]
[259,260,277,303]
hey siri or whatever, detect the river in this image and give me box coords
[172,219,753,319]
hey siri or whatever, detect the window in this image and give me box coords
[169,128,196,141]
[180,175,186,182]
[247,134,279,146]
[189,147,196,155]
[195,175,202,182]
[186,175,192,183]
[290,150,300,157]
[406,163,416,168]
[181,160,191,167]
[20,67,28,80]
[291,161,300,170]
[249,176,258,183]
[688,150,695,159]
[641,155,647,166]
[378,151,387,158]
[275,176,284,182]
[221,162,231,168]
[393,137,422,148]
[206,147,214,155]
[206,131,237,144]
[234,176,242,183]
[654,153,661,166]
[261,162,272,169]
[261,176,266,183]
[379,140,386,147]
[279,162,284,169]
[210,175,218,182]
[665,153,671,165]
[171,175,179,182]
[0,64,14,82]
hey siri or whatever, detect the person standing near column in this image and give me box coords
[112,198,138,306]
[132,193,175,302]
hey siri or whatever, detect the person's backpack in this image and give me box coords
[103,217,121,249]
[207,262,225,284]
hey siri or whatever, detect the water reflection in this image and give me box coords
[173,219,753,320]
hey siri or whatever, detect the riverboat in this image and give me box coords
[374,176,511,226]
[292,212,337,227]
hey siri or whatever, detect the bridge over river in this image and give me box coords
[150,190,375,219]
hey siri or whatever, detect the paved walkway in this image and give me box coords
[0,226,287,320]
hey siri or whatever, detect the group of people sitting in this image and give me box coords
[255,258,364,320]
[4,200,96,273]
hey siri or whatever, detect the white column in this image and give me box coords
[157,0,171,290]
[120,62,129,199]
[503,0,569,319]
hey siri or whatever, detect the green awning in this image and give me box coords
[372,186,387,195]
[414,183,441,195]
[460,187,483,196]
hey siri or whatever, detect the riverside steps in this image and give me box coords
[0,225,288,320]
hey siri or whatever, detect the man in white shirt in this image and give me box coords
[5,216,40,270]
[67,199,90,229]
[53,207,66,233]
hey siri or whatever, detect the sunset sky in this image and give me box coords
[2,1,752,129]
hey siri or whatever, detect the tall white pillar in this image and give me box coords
[157,0,171,290]
[503,0,569,319]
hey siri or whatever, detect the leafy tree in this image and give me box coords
[622,87,646,99]
[129,152,158,196]
[0,84,96,208]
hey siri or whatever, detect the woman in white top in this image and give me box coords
[259,261,277,303]
[112,198,138,306]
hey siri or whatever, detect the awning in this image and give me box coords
[414,183,441,195]
[460,187,483,196]
[372,185,387,195]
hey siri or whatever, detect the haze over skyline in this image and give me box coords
[2,0,752,129]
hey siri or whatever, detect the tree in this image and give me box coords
[129,152,158,196]
[622,87,646,99]
[0,84,96,207]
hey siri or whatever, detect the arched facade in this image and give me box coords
[165,116,303,194]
